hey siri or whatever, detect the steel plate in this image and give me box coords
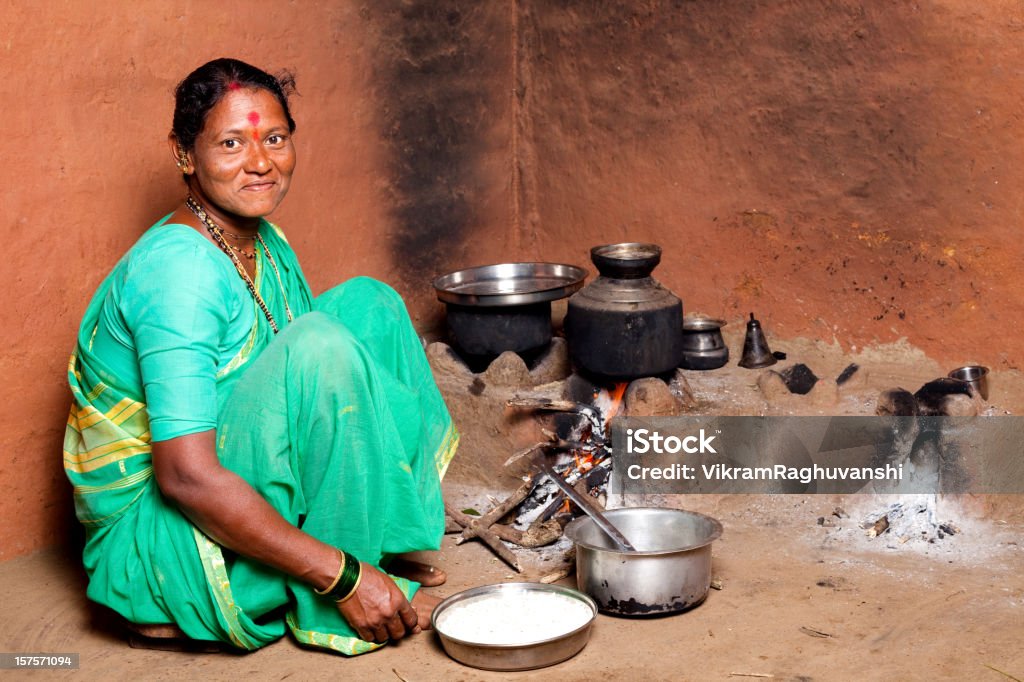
[434,262,587,307]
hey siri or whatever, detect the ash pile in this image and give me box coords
[817,495,966,555]
[861,498,960,544]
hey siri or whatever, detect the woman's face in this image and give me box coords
[185,88,296,222]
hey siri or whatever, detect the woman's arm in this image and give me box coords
[152,430,420,643]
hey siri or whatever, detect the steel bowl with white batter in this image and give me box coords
[431,582,597,671]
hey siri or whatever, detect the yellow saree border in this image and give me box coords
[77,486,149,527]
[191,528,262,651]
[216,253,262,379]
[436,423,460,480]
[285,614,383,656]
[284,574,414,656]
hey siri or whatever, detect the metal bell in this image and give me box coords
[738,312,777,369]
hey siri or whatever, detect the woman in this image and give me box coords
[63,58,458,655]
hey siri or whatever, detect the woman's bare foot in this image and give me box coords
[411,591,442,631]
[389,557,447,587]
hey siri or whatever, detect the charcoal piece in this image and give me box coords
[914,377,973,416]
[836,363,860,386]
[772,350,788,360]
[537,490,567,522]
[584,464,611,489]
[779,363,819,395]
[551,511,574,527]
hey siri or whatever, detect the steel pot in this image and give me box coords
[564,507,723,616]
[948,365,989,401]
[564,243,684,380]
[680,317,729,370]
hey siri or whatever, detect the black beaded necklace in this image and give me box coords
[185,196,293,334]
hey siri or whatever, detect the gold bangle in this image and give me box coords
[314,549,345,596]
[335,561,363,604]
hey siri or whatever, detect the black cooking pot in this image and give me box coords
[433,263,587,358]
[565,243,684,380]
[443,301,552,357]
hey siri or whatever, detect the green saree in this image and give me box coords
[64,217,457,655]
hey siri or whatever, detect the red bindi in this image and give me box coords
[247,111,261,140]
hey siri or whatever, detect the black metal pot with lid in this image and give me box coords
[564,243,684,380]
[433,262,587,360]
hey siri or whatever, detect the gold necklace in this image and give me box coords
[224,241,256,260]
[219,227,257,241]
[185,196,294,334]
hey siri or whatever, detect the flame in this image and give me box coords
[597,382,629,433]
[608,382,628,417]
[574,450,596,472]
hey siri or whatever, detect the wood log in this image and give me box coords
[446,505,523,572]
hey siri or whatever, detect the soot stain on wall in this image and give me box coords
[370,1,505,282]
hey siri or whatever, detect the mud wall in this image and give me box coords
[514,0,1024,369]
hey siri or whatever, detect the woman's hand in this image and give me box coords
[336,563,420,643]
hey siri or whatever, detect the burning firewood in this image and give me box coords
[444,472,554,571]
[505,396,603,431]
[540,427,594,452]
[453,474,536,545]
[447,385,621,566]
[503,443,549,468]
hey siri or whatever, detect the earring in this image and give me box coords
[176,148,190,172]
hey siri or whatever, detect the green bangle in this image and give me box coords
[335,562,363,604]
[315,549,345,596]
[320,550,362,602]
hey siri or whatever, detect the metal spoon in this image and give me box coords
[535,455,636,552]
